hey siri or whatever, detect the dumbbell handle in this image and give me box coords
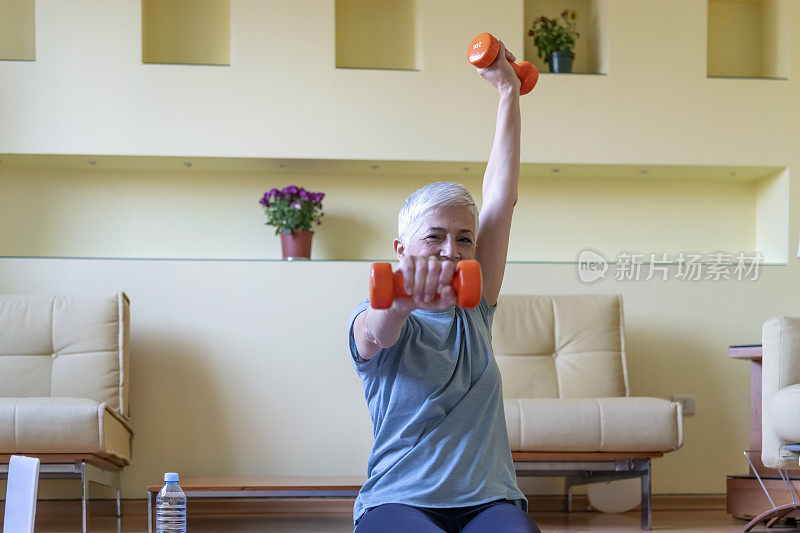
[468,33,539,95]
[370,260,482,309]
[392,270,453,300]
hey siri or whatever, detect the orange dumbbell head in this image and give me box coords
[518,61,539,95]
[452,260,482,308]
[468,33,499,69]
[369,262,395,310]
[469,33,538,95]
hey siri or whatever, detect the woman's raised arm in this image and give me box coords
[474,40,522,307]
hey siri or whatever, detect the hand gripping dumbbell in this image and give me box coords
[369,260,482,310]
[468,33,539,95]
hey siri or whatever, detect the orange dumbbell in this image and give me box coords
[468,32,539,95]
[370,260,482,310]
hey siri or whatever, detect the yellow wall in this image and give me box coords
[0,0,35,61]
[709,0,763,77]
[708,0,791,78]
[336,0,420,70]
[761,0,792,77]
[1,0,800,501]
[142,0,230,65]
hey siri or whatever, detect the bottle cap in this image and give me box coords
[164,472,179,482]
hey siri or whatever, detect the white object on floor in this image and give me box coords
[3,455,40,533]
[587,478,641,513]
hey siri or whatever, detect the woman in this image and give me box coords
[347,40,538,533]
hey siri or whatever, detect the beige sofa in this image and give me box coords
[492,294,683,529]
[742,317,800,531]
[0,292,133,532]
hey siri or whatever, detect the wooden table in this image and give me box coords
[146,475,364,533]
[727,344,799,519]
[729,344,768,474]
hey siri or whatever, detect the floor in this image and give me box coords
[21,510,780,533]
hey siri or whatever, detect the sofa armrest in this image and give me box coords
[761,317,800,469]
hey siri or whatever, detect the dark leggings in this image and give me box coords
[354,499,541,533]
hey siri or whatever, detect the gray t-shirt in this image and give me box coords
[347,295,527,527]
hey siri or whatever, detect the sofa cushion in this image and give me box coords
[504,397,683,452]
[493,295,628,399]
[0,397,132,464]
[770,384,800,444]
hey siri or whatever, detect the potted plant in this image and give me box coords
[259,185,325,260]
[528,9,580,73]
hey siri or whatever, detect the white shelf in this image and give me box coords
[0,154,788,264]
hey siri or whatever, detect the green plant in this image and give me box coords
[528,9,580,64]
[259,185,325,235]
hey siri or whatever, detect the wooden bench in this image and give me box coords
[146,475,365,533]
[146,453,662,532]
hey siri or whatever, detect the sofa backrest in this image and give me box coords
[492,294,629,399]
[0,293,130,419]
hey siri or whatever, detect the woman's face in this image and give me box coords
[394,205,477,262]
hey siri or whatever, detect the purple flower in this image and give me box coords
[261,186,325,233]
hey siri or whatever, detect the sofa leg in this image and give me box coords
[641,459,652,530]
[567,485,572,513]
[80,462,88,533]
[564,476,583,513]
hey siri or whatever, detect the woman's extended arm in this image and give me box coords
[353,306,410,360]
[354,256,458,360]
[475,41,522,307]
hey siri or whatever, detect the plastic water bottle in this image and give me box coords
[156,472,186,533]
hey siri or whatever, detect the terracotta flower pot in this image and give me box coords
[280,230,313,260]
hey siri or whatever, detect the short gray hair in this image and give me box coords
[397,182,479,247]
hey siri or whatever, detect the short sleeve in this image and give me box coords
[478,294,498,329]
[347,298,408,373]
